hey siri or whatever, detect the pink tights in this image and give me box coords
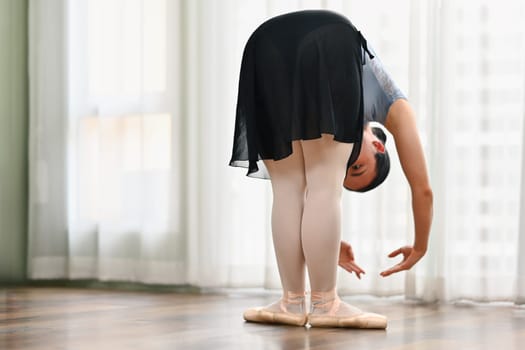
[261,133,359,316]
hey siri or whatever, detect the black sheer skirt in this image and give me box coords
[229,9,373,178]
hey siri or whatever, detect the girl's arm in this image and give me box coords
[380,99,433,277]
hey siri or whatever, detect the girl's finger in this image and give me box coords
[380,263,405,277]
[341,263,354,273]
[388,248,403,258]
[351,263,365,275]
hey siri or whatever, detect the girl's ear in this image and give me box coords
[372,140,385,153]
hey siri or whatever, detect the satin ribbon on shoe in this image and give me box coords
[243,291,308,326]
[308,289,387,329]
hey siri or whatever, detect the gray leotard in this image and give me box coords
[362,46,407,125]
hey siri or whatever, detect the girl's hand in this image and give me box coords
[380,245,426,277]
[338,240,366,279]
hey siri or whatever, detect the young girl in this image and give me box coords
[229,9,433,329]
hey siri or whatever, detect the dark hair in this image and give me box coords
[355,127,390,192]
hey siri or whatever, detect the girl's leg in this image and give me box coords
[300,133,352,293]
[264,140,307,295]
[243,140,307,326]
[300,134,387,328]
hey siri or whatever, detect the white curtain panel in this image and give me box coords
[28,0,525,303]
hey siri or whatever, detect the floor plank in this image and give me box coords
[1,287,524,349]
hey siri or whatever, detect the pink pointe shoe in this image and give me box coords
[243,291,307,326]
[307,289,387,329]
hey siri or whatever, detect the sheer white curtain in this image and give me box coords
[28,0,525,303]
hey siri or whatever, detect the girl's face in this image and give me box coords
[343,129,385,191]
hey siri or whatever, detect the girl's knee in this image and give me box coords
[305,186,343,201]
[271,179,307,200]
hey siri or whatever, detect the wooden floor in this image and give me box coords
[1,287,525,350]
